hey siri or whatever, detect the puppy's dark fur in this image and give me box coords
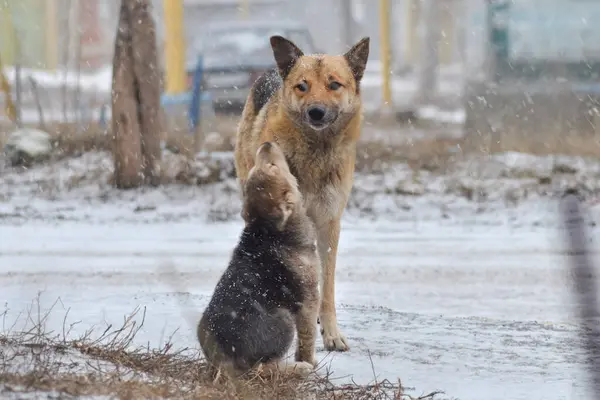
[198,141,320,378]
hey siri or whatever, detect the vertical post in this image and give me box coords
[0,55,17,124]
[560,194,600,397]
[28,76,45,129]
[340,0,354,50]
[487,0,510,83]
[45,0,58,69]
[61,0,72,124]
[404,0,417,68]
[439,3,455,65]
[379,0,392,107]
[162,0,186,94]
[189,55,204,153]
[14,35,22,128]
[240,0,249,19]
[416,0,440,106]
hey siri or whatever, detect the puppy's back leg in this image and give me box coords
[238,308,295,370]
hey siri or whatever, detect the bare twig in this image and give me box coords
[28,77,45,129]
[0,296,443,399]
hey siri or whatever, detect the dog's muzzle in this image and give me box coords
[305,104,337,130]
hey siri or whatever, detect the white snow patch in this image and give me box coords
[3,66,113,94]
[416,105,466,124]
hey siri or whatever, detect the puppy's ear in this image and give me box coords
[274,200,294,231]
[344,37,370,83]
[270,35,304,79]
[276,191,294,231]
[241,202,250,224]
[240,179,250,223]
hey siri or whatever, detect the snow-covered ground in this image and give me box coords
[3,148,600,399]
[1,211,598,400]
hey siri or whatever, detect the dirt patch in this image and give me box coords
[0,298,443,400]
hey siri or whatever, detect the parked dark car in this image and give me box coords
[186,20,317,114]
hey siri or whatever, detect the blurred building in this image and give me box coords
[0,0,119,70]
[154,0,466,72]
[0,0,466,72]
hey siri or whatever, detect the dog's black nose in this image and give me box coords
[307,106,326,122]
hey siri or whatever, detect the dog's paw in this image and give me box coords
[289,361,314,378]
[323,332,349,352]
[320,317,349,352]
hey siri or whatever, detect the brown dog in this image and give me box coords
[198,141,320,379]
[234,35,370,352]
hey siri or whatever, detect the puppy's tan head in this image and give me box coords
[270,35,370,134]
[242,142,302,231]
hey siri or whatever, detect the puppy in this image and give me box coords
[198,141,320,379]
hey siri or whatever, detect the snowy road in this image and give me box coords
[1,216,598,399]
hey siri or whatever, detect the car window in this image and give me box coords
[201,29,280,56]
[286,30,315,53]
[191,27,314,60]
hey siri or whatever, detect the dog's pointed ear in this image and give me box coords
[270,35,304,79]
[344,37,370,83]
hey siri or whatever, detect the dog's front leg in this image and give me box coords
[317,218,349,351]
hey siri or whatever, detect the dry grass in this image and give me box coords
[5,114,600,178]
[355,126,600,174]
[461,129,600,159]
[0,295,444,400]
[0,115,239,161]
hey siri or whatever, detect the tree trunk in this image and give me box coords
[127,0,163,186]
[111,1,143,189]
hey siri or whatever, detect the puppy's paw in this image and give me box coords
[289,361,314,378]
[295,352,318,367]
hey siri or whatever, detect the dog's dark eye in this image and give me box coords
[295,81,308,92]
[328,81,342,90]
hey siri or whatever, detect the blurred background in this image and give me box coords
[2,0,600,221]
[3,2,600,399]
[1,0,598,160]
[0,0,471,139]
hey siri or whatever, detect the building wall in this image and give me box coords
[0,0,47,68]
[0,3,17,66]
[0,0,119,70]
[54,0,120,71]
[0,0,467,71]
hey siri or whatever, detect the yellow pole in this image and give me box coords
[45,0,58,69]
[162,0,186,94]
[379,0,392,107]
[0,55,17,124]
[240,0,249,19]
